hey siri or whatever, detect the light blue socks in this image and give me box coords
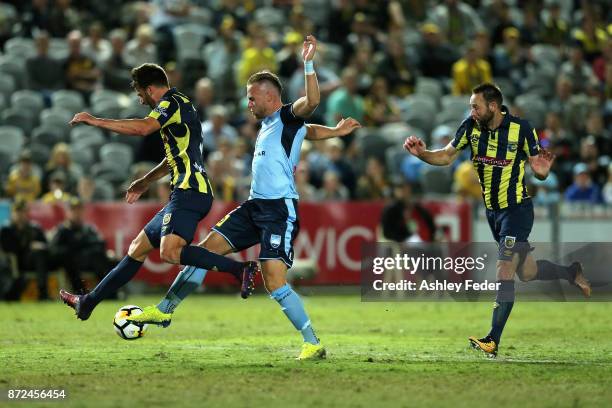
[270,283,319,344]
[157,266,207,313]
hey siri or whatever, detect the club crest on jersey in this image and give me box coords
[504,236,516,249]
[163,213,172,225]
[270,234,281,249]
[507,142,518,152]
[154,105,168,117]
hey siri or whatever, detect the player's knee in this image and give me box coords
[496,261,515,281]
[128,238,147,261]
[159,245,181,264]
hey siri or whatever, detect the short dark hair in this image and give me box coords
[472,82,503,108]
[131,63,169,89]
[247,71,283,95]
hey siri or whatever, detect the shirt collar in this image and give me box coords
[262,107,281,126]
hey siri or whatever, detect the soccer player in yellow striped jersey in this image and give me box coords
[60,63,259,322]
[403,83,591,357]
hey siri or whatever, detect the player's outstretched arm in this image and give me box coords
[69,112,160,137]
[125,158,169,204]
[403,136,459,166]
[529,149,555,180]
[292,35,320,118]
[306,117,361,140]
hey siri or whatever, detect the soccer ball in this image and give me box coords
[113,305,148,340]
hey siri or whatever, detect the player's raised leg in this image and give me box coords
[518,254,591,297]
[262,259,325,360]
[128,230,257,326]
[60,229,152,320]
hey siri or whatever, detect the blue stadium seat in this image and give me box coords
[51,90,85,114]
[99,142,134,172]
[1,108,36,134]
[31,125,68,147]
[11,90,45,118]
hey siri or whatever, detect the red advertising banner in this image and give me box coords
[28,200,471,286]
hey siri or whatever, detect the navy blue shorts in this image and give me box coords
[486,199,534,261]
[144,187,213,248]
[212,198,299,267]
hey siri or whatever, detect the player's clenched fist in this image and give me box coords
[403,135,426,157]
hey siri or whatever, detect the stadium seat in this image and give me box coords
[11,90,45,118]
[51,90,85,114]
[28,143,51,167]
[254,7,286,32]
[0,125,25,157]
[70,126,106,148]
[31,125,68,146]
[91,89,128,108]
[355,128,394,162]
[91,162,127,186]
[385,145,408,175]
[400,96,437,134]
[414,77,443,103]
[0,72,16,99]
[39,108,73,131]
[93,179,116,200]
[493,77,517,101]
[99,142,134,172]
[1,107,36,134]
[514,94,547,129]
[70,146,95,169]
[0,149,13,173]
[524,64,557,99]
[0,56,26,88]
[120,104,150,119]
[173,24,213,62]
[530,44,561,69]
[419,166,453,195]
[48,38,69,60]
[4,37,36,59]
[441,95,470,112]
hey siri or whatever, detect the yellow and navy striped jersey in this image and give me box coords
[148,88,209,193]
[451,106,540,210]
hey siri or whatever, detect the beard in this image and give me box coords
[477,109,495,129]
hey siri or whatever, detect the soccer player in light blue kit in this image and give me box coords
[129,35,361,360]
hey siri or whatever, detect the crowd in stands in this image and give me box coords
[0,0,610,210]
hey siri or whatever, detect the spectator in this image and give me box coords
[315,170,349,201]
[356,157,391,200]
[531,172,561,206]
[539,0,569,46]
[326,66,364,126]
[4,150,41,203]
[202,15,242,102]
[124,24,158,68]
[277,31,303,80]
[201,105,239,159]
[0,200,49,300]
[64,30,101,103]
[26,30,64,95]
[102,28,131,93]
[375,34,416,97]
[417,22,460,80]
[324,138,357,197]
[193,77,215,121]
[451,41,492,95]
[49,198,112,294]
[363,76,401,127]
[207,137,242,202]
[453,160,481,202]
[48,0,80,38]
[76,175,96,203]
[295,161,317,202]
[21,0,52,37]
[429,0,485,50]
[41,172,73,204]
[43,143,81,195]
[564,162,603,204]
[82,21,112,66]
[559,43,598,94]
[380,181,436,243]
[236,27,278,87]
[492,27,528,87]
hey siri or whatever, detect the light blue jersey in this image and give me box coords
[249,104,307,200]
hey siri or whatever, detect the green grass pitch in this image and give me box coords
[1,295,611,407]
